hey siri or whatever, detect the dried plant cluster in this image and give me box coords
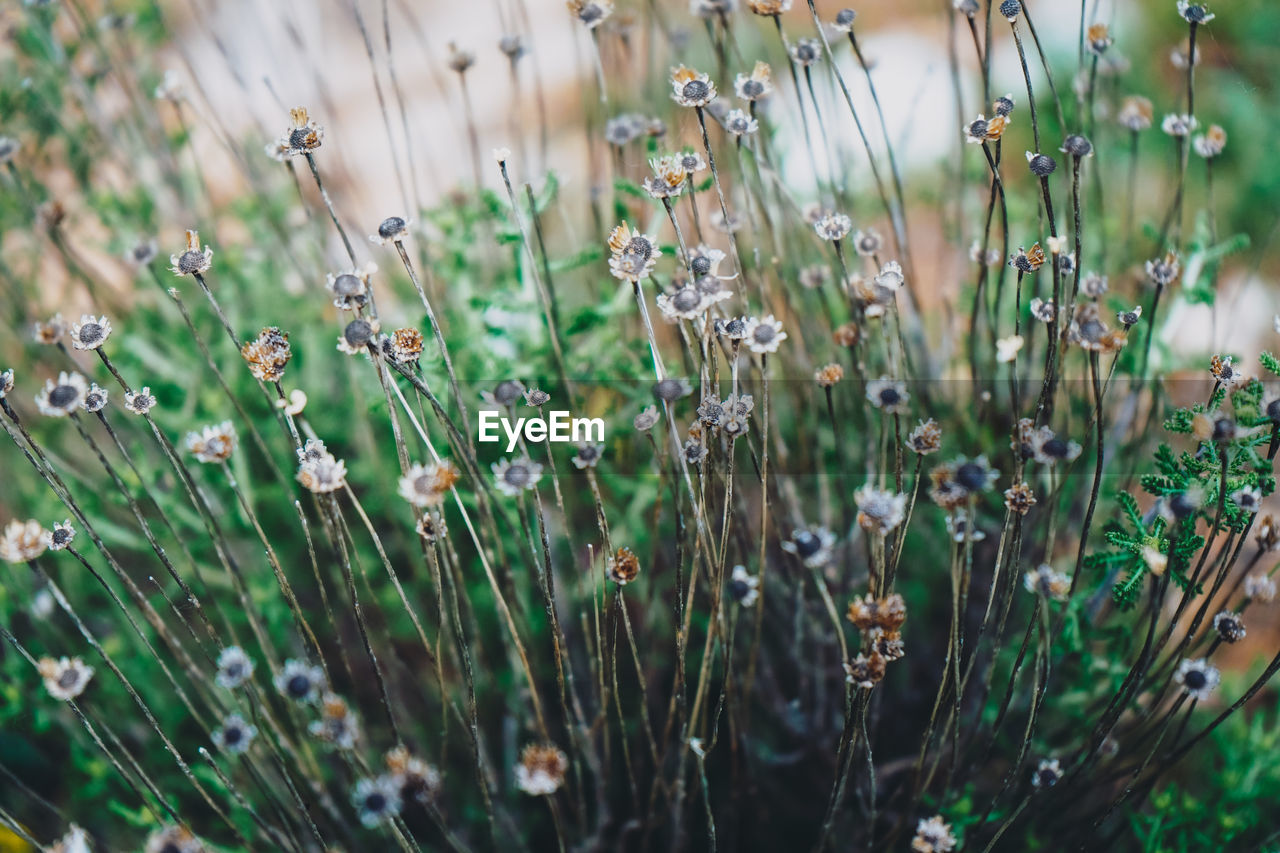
[2,0,1280,851]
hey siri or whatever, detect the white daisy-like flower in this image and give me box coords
[212,713,258,755]
[1,519,50,563]
[398,461,460,508]
[215,646,256,689]
[742,315,787,354]
[276,659,326,703]
[729,564,759,606]
[493,456,543,496]
[124,386,157,415]
[296,439,348,493]
[781,527,836,568]
[185,421,237,463]
[1023,564,1071,601]
[353,775,403,827]
[38,656,95,701]
[35,371,88,417]
[81,383,109,413]
[866,378,910,414]
[69,314,112,350]
[814,212,852,242]
[1174,657,1220,701]
[734,61,773,101]
[656,283,708,320]
[48,519,76,552]
[670,65,717,108]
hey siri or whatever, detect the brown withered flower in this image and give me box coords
[241,327,292,382]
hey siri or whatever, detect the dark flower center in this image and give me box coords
[793,531,822,558]
[955,462,988,491]
[1043,438,1068,458]
[753,325,776,343]
[287,674,311,697]
[364,793,388,812]
[289,128,313,149]
[691,256,712,276]
[969,119,989,138]
[52,529,72,545]
[494,381,523,406]
[683,80,710,101]
[78,323,103,344]
[1183,5,1207,22]
[836,9,856,27]
[333,274,364,296]
[378,216,406,238]
[730,579,751,600]
[742,80,764,98]
[995,97,1014,116]
[1184,669,1207,690]
[1266,400,1280,423]
[655,379,686,401]
[795,44,817,63]
[49,384,79,408]
[878,387,902,407]
[673,289,701,311]
[626,237,653,260]
[224,726,243,745]
[344,320,374,347]
[504,465,530,487]
[178,250,205,273]
[58,670,79,688]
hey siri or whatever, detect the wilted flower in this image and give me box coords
[169,229,213,276]
[1,520,49,563]
[326,266,375,311]
[572,442,603,469]
[1009,244,1046,272]
[856,486,908,535]
[1030,426,1082,466]
[381,328,425,365]
[1193,124,1227,159]
[370,216,411,245]
[1245,573,1277,602]
[814,213,852,242]
[124,387,157,415]
[1161,113,1197,138]
[866,378,909,413]
[1213,611,1246,643]
[1032,758,1062,789]
[1086,22,1113,54]
[32,314,66,346]
[385,746,443,804]
[399,460,460,508]
[39,656,94,701]
[912,815,957,853]
[606,546,641,585]
[907,419,942,455]
[516,743,568,795]
[963,114,1009,144]
[1146,252,1181,286]
[241,327,292,382]
[1068,303,1127,353]
[996,335,1024,363]
[1004,482,1037,515]
[734,61,774,102]
[186,421,237,463]
[1176,1,1214,24]
[608,222,661,282]
[48,520,75,551]
[276,106,324,157]
[843,652,887,689]
[724,109,759,137]
[1117,96,1154,131]
[930,456,1000,509]
[1024,564,1071,601]
[670,65,716,108]
[310,693,360,750]
[815,363,844,387]
[337,317,381,355]
[1210,355,1244,387]
[296,439,348,493]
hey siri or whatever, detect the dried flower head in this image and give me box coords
[38,656,94,701]
[144,827,206,853]
[571,442,604,469]
[930,455,1000,509]
[1009,243,1046,272]
[735,61,774,102]
[634,405,661,431]
[370,216,411,245]
[1068,302,1127,353]
[912,815,957,853]
[170,229,213,276]
[81,383,109,413]
[35,371,88,417]
[907,419,942,455]
[1026,151,1057,176]
[788,38,822,67]
[48,519,76,551]
[379,327,425,365]
[746,0,791,16]
[1213,611,1246,643]
[1193,124,1227,158]
[1004,482,1037,515]
[815,363,844,387]
[516,743,569,795]
[69,314,112,350]
[310,692,360,749]
[670,65,717,108]
[240,326,292,382]
[1146,252,1181,286]
[608,222,661,282]
[1177,1,1214,24]
[724,108,759,137]
[567,0,614,28]
[296,439,348,493]
[1086,22,1113,54]
[1,520,50,563]
[1023,564,1071,601]
[1245,573,1277,602]
[1117,95,1154,131]
[963,114,1009,144]
[277,106,324,157]
[32,314,67,345]
[814,212,852,242]
[326,266,375,311]
[843,652,888,689]
[337,317,381,355]
[399,460,460,508]
[186,421,237,463]
[866,378,910,414]
[1161,113,1198,137]
[856,486,908,535]
[124,387,157,415]
[1032,758,1062,789]
[606,546,641,585]
[847,592,908,632]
